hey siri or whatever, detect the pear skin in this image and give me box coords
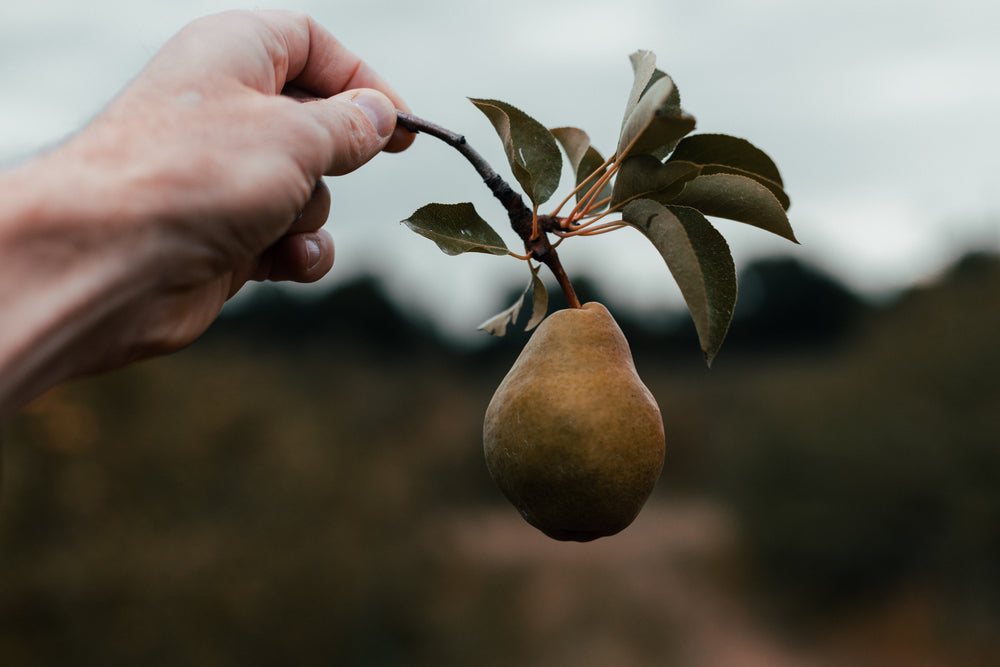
[483,302,665,541]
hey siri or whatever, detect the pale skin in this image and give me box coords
[0,10,415,418]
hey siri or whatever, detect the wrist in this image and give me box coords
[0,149,153,417]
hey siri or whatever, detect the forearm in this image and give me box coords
[0,152,153,417]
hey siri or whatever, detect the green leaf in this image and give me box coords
[669,133,784,185]
[667,135,791,209]
[402,202,509,256]
[550,126,612,211]
[470,98,562,207]
[669,173,798,243]
[610,155,701,208]
[478,264,549,336]
[622,199,736,365]
[618,74,696,160]
[699,164,791,211]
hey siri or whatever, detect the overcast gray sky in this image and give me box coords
[3,0,998,339]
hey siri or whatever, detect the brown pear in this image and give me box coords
[483,302,665,541]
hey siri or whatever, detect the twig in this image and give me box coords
[396,112,532,240]
[397,110,580,308]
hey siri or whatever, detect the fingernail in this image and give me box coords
[350,90,396,139]
[305,237,322,269]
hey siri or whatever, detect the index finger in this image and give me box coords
[259,11,415,152]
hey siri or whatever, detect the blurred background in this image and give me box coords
[2,1,999,665]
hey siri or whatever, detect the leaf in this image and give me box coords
[402,202,509,256]
[622,199,736,365]
[669,174,798,243]
[669,133,784,186]
[667,134,790,208]
[478,264,549,336]
[618,75,696,160]
[550,127,612,211]
[470,98,562,207]
[549,126,590,172]
[699,164,791,211]
[623,50,660,123]
[610,155,700,208]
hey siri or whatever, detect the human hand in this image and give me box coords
[0,10,414,412]
[75,10,412,346]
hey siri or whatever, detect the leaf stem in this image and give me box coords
[567,159,623,224]
[536,243,582,309]
[549,150,618,218]
[558,220,628,238]
[397,110,581,308]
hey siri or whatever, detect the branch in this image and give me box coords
[396,111,533,240]
[397,110,580,308]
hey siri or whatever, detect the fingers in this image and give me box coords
[386,123,417,155]
[349,92,415,154]
[268,12,409,108]
[258,11,416,154]
[267,229,335,283]
[239,228,334,291]
[247,181,335,286]
[290,179,331,233]
[301,88,398,176]
[270,180,335,282]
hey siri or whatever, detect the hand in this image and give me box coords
[74,10,414,342]
[0,10,414,414]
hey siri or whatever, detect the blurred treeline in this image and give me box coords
[1,251,998,666]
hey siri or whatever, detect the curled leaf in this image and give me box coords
[478,264,549,336]
[403,202,509,256]
[550,126,612,211]
[470,98,562,207]
[622,199,736,365]
[618,74,696,160]
[623,50,661,124]
[669,173,798,243]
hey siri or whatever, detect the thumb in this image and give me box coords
[313,89,397,176]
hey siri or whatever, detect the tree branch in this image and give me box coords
[396,110,580,308]
[396,111,532,239]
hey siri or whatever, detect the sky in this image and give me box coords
[2,0,998,340]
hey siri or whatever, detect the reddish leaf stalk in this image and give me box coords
[396,110,581,309]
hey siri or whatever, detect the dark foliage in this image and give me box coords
[2,252,999,665]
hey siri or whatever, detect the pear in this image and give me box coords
[483,302,665,542]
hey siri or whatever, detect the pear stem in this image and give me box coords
[396,110,581,308]
[541,246,582,309]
